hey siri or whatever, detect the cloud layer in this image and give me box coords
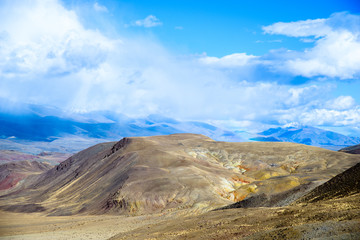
[0,0,359,133]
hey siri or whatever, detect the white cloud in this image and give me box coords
[199,53,259,68]
[272,92,360,128]
[299,108,360,126]
[326,96,355,110]
[199,13,360,83]
[93,2,108,12]
[133,15,162,28]
[263,12,360,79]
[284,30,360,79]
[263,18,331,38]
[0,0,115,80]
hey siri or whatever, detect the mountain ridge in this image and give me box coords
[339,144,360,154]
[252,126,360,150]
[2,103,359,154]
[1,134,359,216]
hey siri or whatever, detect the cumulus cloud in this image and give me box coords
[133,15,162,28]
[326,96,356,110]
[263,12,360,79]
[199,12,360,83]
[0,0,116,107]
[299,108,360,126]
[0,0,115,79]
[271,92,360,128]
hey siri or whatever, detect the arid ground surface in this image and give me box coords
[0,194,359,239]
[0,210,174,240]
[110,194,360,240]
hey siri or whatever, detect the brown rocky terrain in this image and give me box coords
[296,162,360,203]
[1,134,359,215]
[0,134,359,239]
[110,162,360,240]
[108,194,360,240]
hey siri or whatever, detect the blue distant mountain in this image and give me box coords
[1,102,359,153]
[0,105,245,153]
[252,126,360,150]
[0,112,242,142]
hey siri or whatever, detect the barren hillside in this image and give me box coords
[1,134,359,217]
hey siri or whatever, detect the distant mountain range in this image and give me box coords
[252,126,360,150]
[0,108,245,142]
[0,105,245,153]
[1,103,359,153]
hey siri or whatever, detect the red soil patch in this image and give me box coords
[0,173,26,190]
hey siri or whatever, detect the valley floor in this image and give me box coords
[0,193,359,240]
[0,211,170,240]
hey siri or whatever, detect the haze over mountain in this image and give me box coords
[0,103,245,154]
[1,103,359,155]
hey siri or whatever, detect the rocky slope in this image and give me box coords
[110,194,360,240]
[296,162,360,203]
[110,162,360,240]
[339,143,360,154]
[0,134,359,216]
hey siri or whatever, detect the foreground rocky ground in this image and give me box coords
[0,193,358,239]
[111,194,360,240]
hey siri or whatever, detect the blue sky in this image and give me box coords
[0,0,360,135]
[65,0,360,56]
